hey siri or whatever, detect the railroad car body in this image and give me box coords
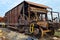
[4,1,60,38]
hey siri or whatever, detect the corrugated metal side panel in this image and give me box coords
[11,9,15,25]
[11,10,13,24]
[5,10,9,25]
[8,11,10,25]
[10,3,23,26]
[9,11,11,24]
[7,12,9,24]
[13,9,15,25]
[5,3,23,26]
[14,7,18,24]
[17,4,23,17]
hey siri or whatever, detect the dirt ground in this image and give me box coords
[0,27,60,40]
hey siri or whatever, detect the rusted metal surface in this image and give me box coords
[25,1,50,8]
[4,1,60,38]
[30,7,47,13]
[4,3,23,26]
[0,17,4,22]
[4,1,48,26]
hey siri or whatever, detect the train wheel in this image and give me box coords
[47,27,55,36]
[39,28,43,37]
[33,28,43,38]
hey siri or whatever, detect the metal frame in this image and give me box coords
[47,8,60,22]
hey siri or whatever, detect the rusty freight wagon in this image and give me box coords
[4,1,60,38]
[0,17,5,27]
[0,17,4,22]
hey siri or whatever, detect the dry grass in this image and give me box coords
[54,30,60,37]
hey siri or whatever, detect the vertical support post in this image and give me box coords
[58,12,60,22]
[45,13,47,21]
[23,2,25,20]
[51,8,53,22]
[28,5,30,22]
[35,12,38,21]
